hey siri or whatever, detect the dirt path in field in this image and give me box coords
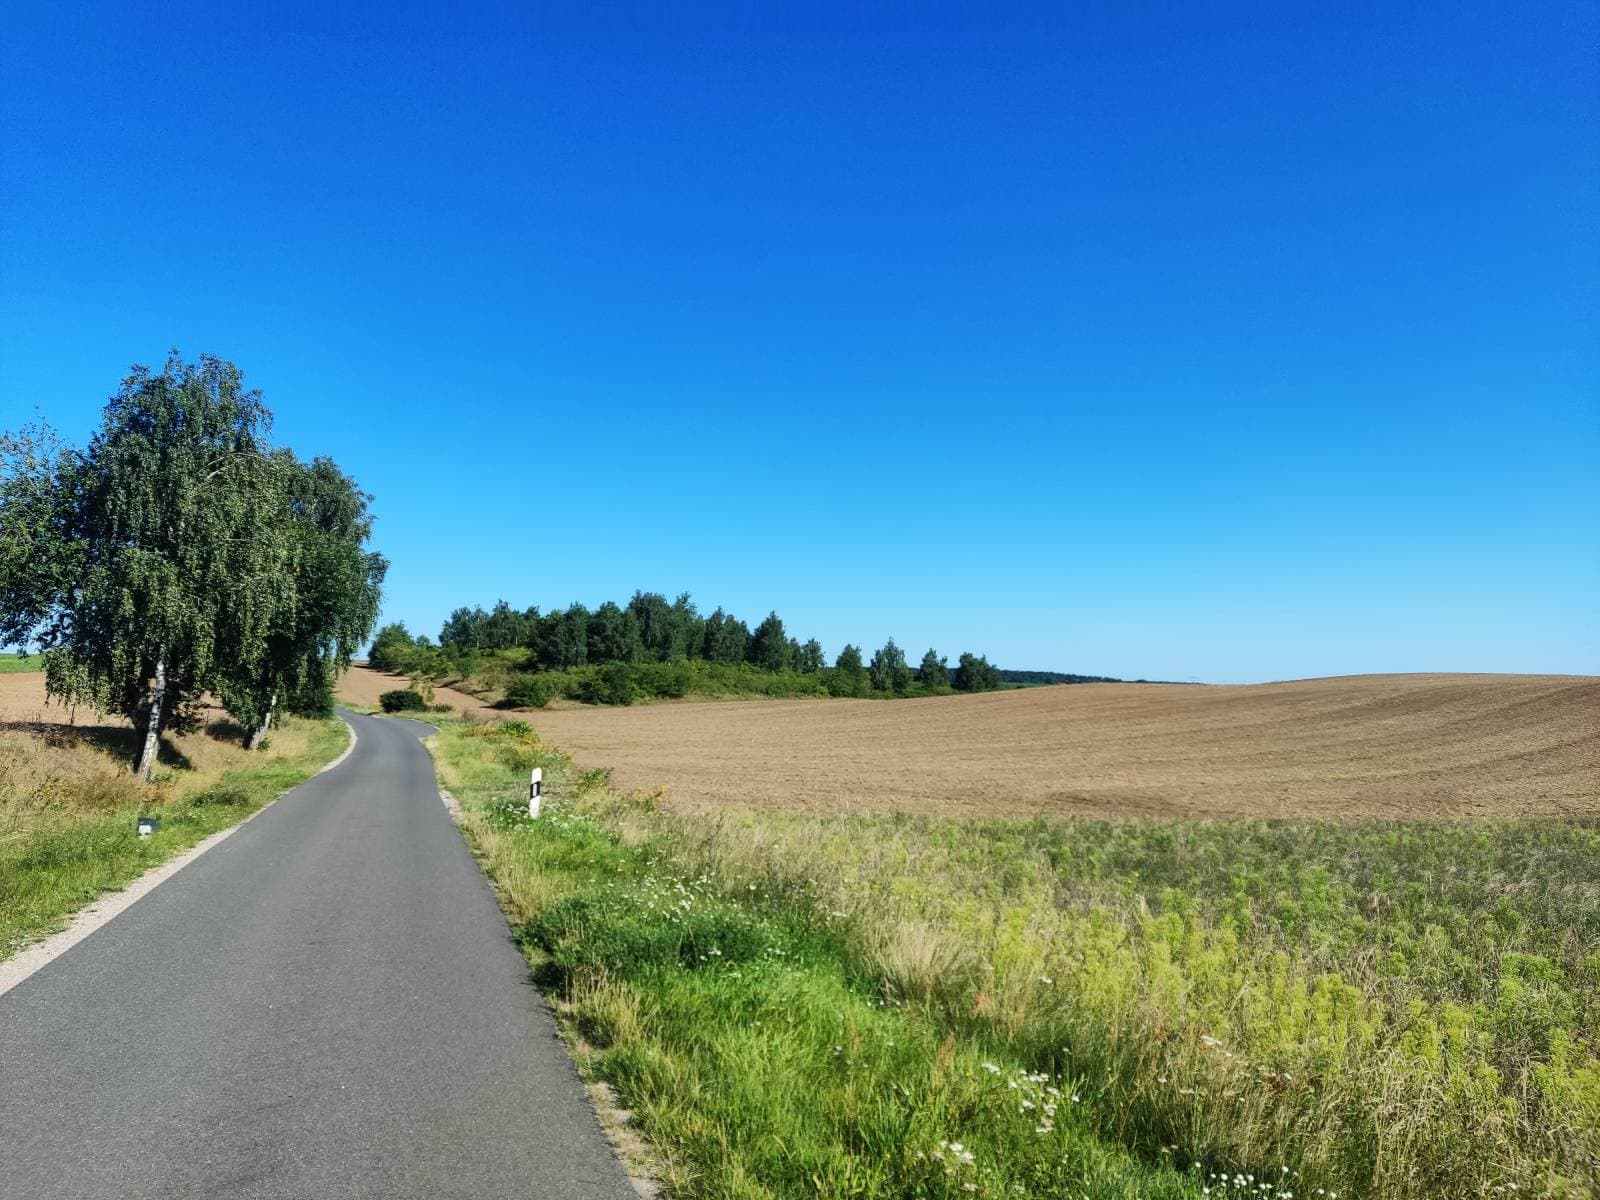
[335,669,1599,822]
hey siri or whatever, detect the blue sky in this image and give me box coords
[2,3,1595,683]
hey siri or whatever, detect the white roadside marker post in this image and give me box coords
[529,767,543,818]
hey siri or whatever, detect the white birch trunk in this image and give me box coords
[136,655,167,781]
[247,690,277,751]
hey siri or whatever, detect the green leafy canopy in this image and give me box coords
[0,352,386,766]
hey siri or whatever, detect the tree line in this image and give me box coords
[0,353,386,777]
[367,593,1006,701]
[999,669,1123,685]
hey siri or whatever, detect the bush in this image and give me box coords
[504,675,554,710]
[379,688,427,713]
[633,661,691,699]
[579,662,636,706]
[822,666,866,697]
[285,680,336,718]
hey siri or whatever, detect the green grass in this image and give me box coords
[0,651,41,673]
[429,717,1600,1200]
[0,716,349,959]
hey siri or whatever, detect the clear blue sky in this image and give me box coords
[2,3,1595,683]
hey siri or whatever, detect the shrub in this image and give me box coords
[286,681,335,719]
[379,688,427,713]
[504,675,554,710]
[634,661,691,699]
[579,662,636,706]
[457,719,569,774]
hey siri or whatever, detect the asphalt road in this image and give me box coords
[0,712,639,1200]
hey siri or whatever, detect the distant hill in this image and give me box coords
[999,669,1199,686]
[999,669,1123,686]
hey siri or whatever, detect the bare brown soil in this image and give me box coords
[0,671,238,734]
[0,671,305,784]
[0,672,157,744]
[334,666,505,722]
[339,669,1600,821]
[0,672,67,726]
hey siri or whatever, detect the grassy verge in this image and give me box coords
[0,715,348,959]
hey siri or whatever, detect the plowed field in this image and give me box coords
[340,667,1598,820]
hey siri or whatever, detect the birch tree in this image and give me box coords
[216,454,386,747]
[54,355,287,776]
[869,638,911,694]
[1,353,386,776]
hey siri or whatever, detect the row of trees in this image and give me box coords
[371,593,1006,698]
[431,593,827,674]
[999,669,1122,685]
[0,353,386,777]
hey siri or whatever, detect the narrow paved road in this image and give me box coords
[0,713,638,1200]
